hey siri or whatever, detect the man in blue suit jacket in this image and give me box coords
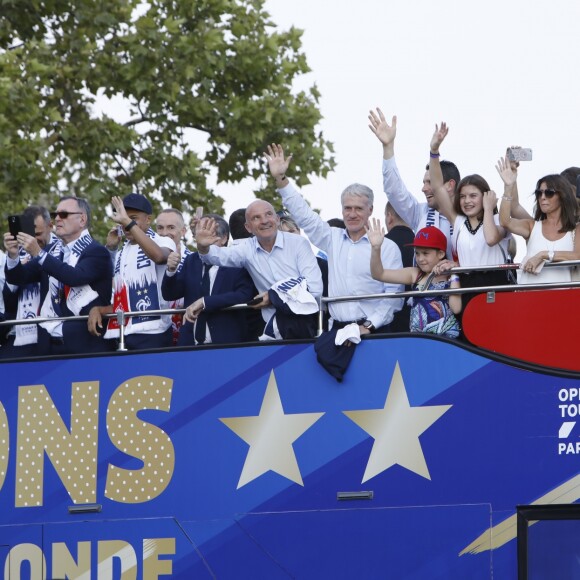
[162,215,254,346]
[5,196,113,355]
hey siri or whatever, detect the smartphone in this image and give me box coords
[8,214,35,239]
[507,147,532,162]
[246,297,263,306]
[195,206,204,220]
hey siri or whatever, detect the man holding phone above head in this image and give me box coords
[162,214,254,346]
[194,201,323,340]
[88,193,175,351]
[1,206,57,357]
[4,197,113,355]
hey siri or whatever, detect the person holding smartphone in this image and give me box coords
[4,197,112,355]
[1,206,57,358]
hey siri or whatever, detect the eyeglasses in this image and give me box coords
[50,211,83,220]
[534,189,558,199]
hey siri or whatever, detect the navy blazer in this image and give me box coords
[6,240,112,317]
[5,239,113,353]
[162,252,254,345]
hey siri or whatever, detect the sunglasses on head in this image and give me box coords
[50,211,83,219]
[534,189,557,199]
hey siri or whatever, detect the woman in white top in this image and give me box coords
[497,158,580,284]
[429,124,511,309]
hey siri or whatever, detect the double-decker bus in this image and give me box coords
[0,279,579,579]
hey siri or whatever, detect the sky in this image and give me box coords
[214,0,580,259]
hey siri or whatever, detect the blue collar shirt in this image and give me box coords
[278,181,403,329]
[203,231,323,322]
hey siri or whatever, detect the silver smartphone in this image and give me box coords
[507,147,532,162]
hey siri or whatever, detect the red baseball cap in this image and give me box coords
[406,226,447,252]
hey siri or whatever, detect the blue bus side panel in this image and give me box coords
[0,337,577,578]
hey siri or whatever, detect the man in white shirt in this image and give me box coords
[156,208,193,344]
[368,108,460,258]
[156,209,190,257]
[264,144,403,336]
[194,200,323,340]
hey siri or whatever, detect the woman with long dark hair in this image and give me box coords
[498,159,580,284]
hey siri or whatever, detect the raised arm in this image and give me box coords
[195,217,247,268]
[482,191,506,247]
[370,110,423,230]
[366,218,415,285]
[265,143,331,251]
[368,107,397,160]
[505,147,532,220]
[111,197,171,264]
[496,156,534,239]
[264,143,292,188]
[429,123,457,224]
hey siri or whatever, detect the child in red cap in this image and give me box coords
[367,219,461,338]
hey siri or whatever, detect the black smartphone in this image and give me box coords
[8,214,35,239]
[246,297,263,306]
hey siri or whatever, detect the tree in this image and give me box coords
[0,0,334,238]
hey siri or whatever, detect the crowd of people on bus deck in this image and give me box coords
[1,110,579,357]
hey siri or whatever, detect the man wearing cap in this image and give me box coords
[88,194,176,350]
[5,196,113,355]
[194,200,323,340]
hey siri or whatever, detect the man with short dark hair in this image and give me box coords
[162,214,254,345]
[228,208,253,243]
[5,196,112,355]
[88,193,175,350]
[369,108,459,258]
[1,205,57,357]
[384,202,415,268]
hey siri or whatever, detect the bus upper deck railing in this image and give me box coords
[1,260,579,351]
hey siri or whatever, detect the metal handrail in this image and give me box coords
[422,259,580,289]
[1,260,579,349]
[322,279,580,304]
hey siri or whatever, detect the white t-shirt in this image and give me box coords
[453,215,507,267]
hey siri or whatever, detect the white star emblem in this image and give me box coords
[220,370,324,489]
[344,361,451,483]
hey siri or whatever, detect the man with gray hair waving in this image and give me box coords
[264,143,403,338]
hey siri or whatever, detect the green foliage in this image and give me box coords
[0,0,334,239]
